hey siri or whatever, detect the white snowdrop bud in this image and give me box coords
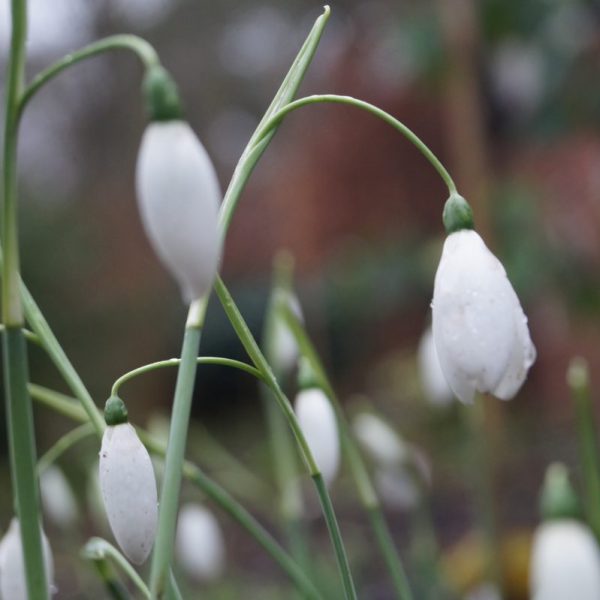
[0,518,54,600]
[352,413,406,467]
[294,387,340,486]
[99,418,158,565]
[417,327,454,406]
[374,467,419,511]
[136,119,221,302]
[175,504,225,581]
[431,229,536,403]
[530,520,600,600]
[40,465,78,529]
[269,292,303,375]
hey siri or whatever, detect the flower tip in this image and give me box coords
[442,193,474,234]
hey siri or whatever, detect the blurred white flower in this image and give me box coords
[352,412,407,467]
[432,230,536,404]
[530,520,600,600]
[99,423,158,564]
[417,327,454,406]
[0,519,54,600]
[269,291,303,375]
[176,504,225,581]
[136,121,221,303]
[40,465,78,529]
[374,467,420,511]
[464,582,502,600]
[294,388,340,486]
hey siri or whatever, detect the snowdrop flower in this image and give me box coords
[530,521,600,600]
[431,194,535,404]
[268,291,303,375]
[294,383,340,487]
[418,326,454,406]
[136,66,221,302]
[175,504,225,581]
[99,397,158,565]
[0,518,54,600]
[352,412,407,467]
[530,463,600,600]
[374,467,420,510]
[40,465,78,529]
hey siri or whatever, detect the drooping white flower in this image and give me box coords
[99,423,158,564]
[530,520,600,600]
[294,388,340,486]
[40,465,78,529]
[431,229,535,403]
[0,518,54,600]
[417,326,454,406]
[136,120,221,302]
[175,504,225,581]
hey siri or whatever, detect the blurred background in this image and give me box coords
[1,0,600,598]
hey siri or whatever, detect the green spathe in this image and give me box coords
[540,463,582,522]
[442,193,474,234]
[104,396,129,426]
[143,65,182,122]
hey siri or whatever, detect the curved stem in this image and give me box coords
[37,422,95,474]
[83,538,151,599]
[214,276,357,600]
[29,382,324,600]
[111,356,265,396]
[258,94,456,195]
[18,34,159,118]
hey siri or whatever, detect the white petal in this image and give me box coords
[294,388,340,486]
[352,413,407,467]
[136,120,221,302]
[268,292,303,374]
[431,230,535,403]
[40,465,78,529]
[530,520,600,600]
[0,519,54,600]
[417,327,455,406]
[175,504,225,581]
[375,467,419,511]
[99,424,158,564]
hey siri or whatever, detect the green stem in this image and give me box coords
[18,34,159,118]
[90,558,132,600]
[112,355,265,396]
[568,358,600,540]
[149,324,203,599]
[281,305,414,600]
[37,422,95,474]
[0,323,41,345]
[29,382,323,599]
[214,276,357,600]
[83,538,150,599]
[3,330,49,599]
[256,94,456,195]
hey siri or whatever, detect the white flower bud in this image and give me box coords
[99,423,158,564]
[175,504,225,581]
[269,292,303,375]
[417,327,454,406]
[40,465,78,529]
[530,520,600,600]
[374,467,419,511]
[0,518,54,600]
[294,388,340,486]
[136,120,221,302]
[432,230,536,403]
[352,413,407,467]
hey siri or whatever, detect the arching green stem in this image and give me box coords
[18,35,159,118]
[259,94,456,194]
[111,356,265,396]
